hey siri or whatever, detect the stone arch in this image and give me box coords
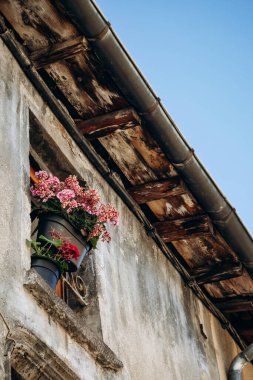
[4,327,80,380]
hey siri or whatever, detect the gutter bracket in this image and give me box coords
[87,22,111,42]
[172,148,195,169]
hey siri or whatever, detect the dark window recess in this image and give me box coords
[29,111,102,338]
[11,367,24,380]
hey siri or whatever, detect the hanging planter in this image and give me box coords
[28,171,119,287]
[30,171,119,249]
[31,255,61,289]
[27,232,81,290]
[37,213,91,272]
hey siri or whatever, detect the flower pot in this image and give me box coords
[37,213,91,272]
[31,255,61,289]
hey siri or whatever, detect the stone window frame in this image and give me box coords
[29,111,103,335]
[21,110,123,375]
[29,161,90,304]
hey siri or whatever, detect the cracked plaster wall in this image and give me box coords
[0,38,251,380]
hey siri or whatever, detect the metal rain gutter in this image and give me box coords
[228,344,253,380]
[62,0,253,276]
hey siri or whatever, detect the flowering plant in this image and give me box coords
[27,229,80,273]
[31,171,119,249]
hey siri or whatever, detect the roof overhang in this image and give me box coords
[1,0,253,348]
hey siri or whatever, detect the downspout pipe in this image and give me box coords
[228,344,253,380]
[62,0,253,276]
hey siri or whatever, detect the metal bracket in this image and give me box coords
[62,272,89,307]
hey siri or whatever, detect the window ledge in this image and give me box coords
[24,269,123,371]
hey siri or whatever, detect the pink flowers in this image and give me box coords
[64,175,82,195]
[78,189,100,215]
[31,171,61,202]
[97,203,119,226]
[31,171,119,248]
[56,189,75,208]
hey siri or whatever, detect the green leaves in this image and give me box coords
[65,208,97,231]
[38,235,62,247]
[27,235,70,274]
[89,236,99,249]
[26,239,42,254]
[26,235,62,257]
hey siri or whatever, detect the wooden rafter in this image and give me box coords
[128,177,185,204]
[76,107,141,139]
[154,215,213,242]
[189,261,243,285]
[30,36,88,69]
[215,295,253,313]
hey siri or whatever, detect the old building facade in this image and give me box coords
[0,1,252,379]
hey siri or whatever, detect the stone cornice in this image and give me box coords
[24,269,123,371]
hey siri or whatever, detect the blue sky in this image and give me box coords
[97,0,253,234]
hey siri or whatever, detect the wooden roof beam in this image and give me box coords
[215,295,253,313]
[128,177,186,204]
[76,107,141,139]
[189,261,243,285]
[154,215,213,242]
[30,36,88,69]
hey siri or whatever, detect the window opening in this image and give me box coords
[29,111,102,336]
[30,160,89,304]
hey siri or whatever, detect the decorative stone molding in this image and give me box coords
[6,327,79,380]
[24,269,123,371]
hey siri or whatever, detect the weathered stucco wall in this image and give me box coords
[0,38,251,379]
